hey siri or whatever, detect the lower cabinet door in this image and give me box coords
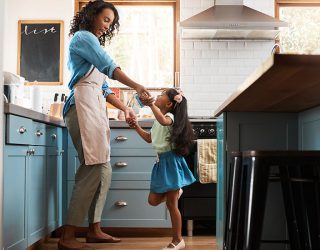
[46,147,63,232]
[67,180,171,228]
[3,146,28,250]
[27,146,46,245]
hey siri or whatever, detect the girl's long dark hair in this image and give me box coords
[69,0,120,46]
[166,88,194,156]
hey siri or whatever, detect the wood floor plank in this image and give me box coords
[39,236,216,250]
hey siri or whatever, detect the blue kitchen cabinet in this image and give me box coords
[3,145,29,250]
[46,146,63,233]
[216,112,298,250]
[299,106,320,150]
[216,115,225,249]
[27,146,47,245]
[66,127,171,228]
[3,114,64,249]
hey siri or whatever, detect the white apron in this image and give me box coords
[74,66,110,165]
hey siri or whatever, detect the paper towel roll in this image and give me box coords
[30,86,43,112]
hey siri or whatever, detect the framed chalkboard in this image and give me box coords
[17,20,64,85]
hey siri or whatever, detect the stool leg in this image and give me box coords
[243,157,270,250]
[224,155,242,250]
[235,159,247,250]
[313,165,320,249]
[279,164,304,250]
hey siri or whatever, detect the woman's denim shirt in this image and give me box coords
[63,30,118,117]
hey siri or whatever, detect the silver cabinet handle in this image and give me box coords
[115,162,128,168]
[18,126,27,134]
[114,201,127,207]
[115,136,128,142]
[51,134,57,140]
[27,148,35,156]
[56,149,64,155]
[35,130,43,137]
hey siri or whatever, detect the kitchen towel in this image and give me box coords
[197,139,217,183]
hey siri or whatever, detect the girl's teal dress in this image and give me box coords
[150,113,196,193]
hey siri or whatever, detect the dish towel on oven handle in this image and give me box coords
[197,139,217,183]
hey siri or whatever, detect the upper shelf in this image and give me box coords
[214,54,320,116]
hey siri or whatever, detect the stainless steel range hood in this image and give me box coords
[180,1,288,40]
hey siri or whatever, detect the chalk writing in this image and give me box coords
[22,25,57,35]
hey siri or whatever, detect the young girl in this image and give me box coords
[132,88,196,250]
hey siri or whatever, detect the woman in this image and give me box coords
[60,1,151,249]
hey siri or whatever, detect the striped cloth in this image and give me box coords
[197,139,217,183]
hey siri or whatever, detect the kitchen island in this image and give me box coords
[214,54,320,250]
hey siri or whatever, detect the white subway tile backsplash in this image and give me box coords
[211,41,228,49]
[227,41,246,49]
[180,0,273,116]
[181,66,195,75]
[211,58,228,66]
[184,49,202,58]
[181,41,194,50]
[183,1,201,8]
[219,50,238,59]
[194,75,213,84]
[194,41,211,49]
[201,0,215,8]
[194,58,212,67]
[181,58,194,66]
[180,75,194,84]
[236,50,255,58]
[201,50,219,58]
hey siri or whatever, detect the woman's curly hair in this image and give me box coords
[166,88,194,156]
[69,0,120,46]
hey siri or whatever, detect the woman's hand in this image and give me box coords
[135,85,150,97]
[135,85,155,106]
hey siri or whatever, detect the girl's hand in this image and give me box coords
[128,118,138,129]
[124,107,136,127]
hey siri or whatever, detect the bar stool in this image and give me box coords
[224,152,244,250]
[224,151,320,250]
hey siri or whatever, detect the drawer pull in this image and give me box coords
[57,149,64,155]
[35,130,43,137]
[115,162,128,168]
[27,149,35,156]
[115,136,128,142]
[51,134,57,140]
[115,201,127,207]
[18,126,27,134]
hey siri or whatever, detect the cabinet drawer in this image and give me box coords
[67,181,171,228]
[46,126,62,147]
[6,114,33,145]
[111,156,155,181]
[110,129,151,149]
[32,122,46,145]
[104,181,170,227]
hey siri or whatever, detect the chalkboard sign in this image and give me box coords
[17,20,64,85]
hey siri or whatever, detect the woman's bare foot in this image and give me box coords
[86,222,121,243]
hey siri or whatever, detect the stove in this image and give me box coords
[180,118,217,236]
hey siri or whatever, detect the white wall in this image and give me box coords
[3,0,275,117]
[3,0,73,84]
[180,0,275,117]
[3,0,74,112]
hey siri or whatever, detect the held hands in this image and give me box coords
[124,107,137,128]
[135,85,155,106]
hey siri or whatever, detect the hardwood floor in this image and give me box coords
[39,236,217,250]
